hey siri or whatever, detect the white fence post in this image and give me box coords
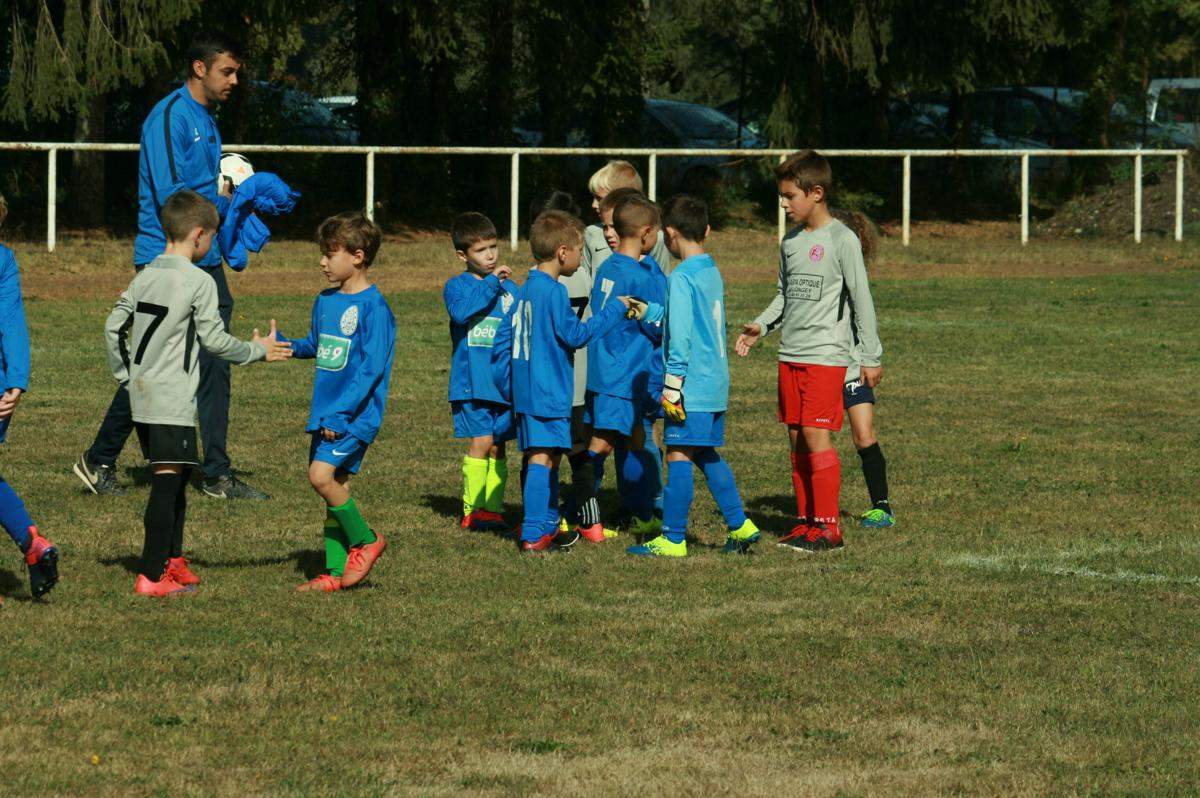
[365,150,375,221]
[46,148,57,253]
[777,153,786,242]
[510,152,519,251]
[1134,153,1143,244]
[648,153,657,201]
[902,154,911,247]
[1020,153,1030,245]
[1176,152,1184,242]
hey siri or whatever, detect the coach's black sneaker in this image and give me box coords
[72,454,127,496]
[202,474,269,500]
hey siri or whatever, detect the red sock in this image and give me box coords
[790,451,812,522]
[808,449,841,536]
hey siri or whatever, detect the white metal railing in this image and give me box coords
[1,142,1188,252]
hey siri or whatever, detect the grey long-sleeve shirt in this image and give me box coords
[105,254,265,427]
[751,219,883,368]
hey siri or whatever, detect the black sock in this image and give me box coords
[568,451,599,526]
[143,472,182,579]
[170,468,191,558]
[857,443,891,512]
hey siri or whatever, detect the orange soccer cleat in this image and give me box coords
[133,574,194,597]
[296,574,342,592]
[164,556,200,586]
[340,532,387,587]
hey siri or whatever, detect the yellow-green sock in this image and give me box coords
[484,455,507,513]
[324,508,349,576]
[462,455,489,517]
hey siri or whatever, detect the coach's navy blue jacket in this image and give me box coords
[134,83,229,267]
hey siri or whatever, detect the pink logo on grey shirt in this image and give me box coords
[809,245,824,262]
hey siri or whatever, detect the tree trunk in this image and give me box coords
[68,92,106,229]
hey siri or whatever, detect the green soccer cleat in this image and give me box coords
[627,515,663,542]
[626,535,687,558]
[859,508,896,528]
[721,519,761,554]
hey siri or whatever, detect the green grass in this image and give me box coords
[2,228,1199,796]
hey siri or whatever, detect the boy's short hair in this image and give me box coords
[588,160,643,196]
[529,210,584,262]
[187,29,244,76]
[612,194,661,239]
[774,149,834,195]
[318,211,383,267]
[161,190,219,241]
[0,192,7,227]
[598,187,642,214]
[451,212,497,252]
[661,194,708,242]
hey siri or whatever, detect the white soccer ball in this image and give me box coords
[217,153,254,191]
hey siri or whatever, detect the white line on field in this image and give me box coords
[949,553,1200,587]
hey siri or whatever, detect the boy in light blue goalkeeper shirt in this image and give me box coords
[444,213,520,532]
[585,194,668,538]
[504,211,639,554]
[627,195,761,558]
[278,212,395,591]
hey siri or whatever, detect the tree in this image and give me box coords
[4,0,198,227]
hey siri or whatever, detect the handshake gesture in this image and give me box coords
[621,295,662,322]
[251,319,294,362]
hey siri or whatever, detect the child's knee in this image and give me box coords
[853,429,877,450]
[308,462,335,491]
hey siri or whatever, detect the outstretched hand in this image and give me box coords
[253,319,292,362]
[734,323,762,357]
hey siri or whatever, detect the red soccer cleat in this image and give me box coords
[24,527,60,598]
[165,556,200,586]
[340,531,386,587]
[460,512,475,530]
[471,510,509,531]
[577,523,609,543]
[133,574,194,597]
[296,573,342,592]
[776,523,815,546]
[778,523,844,553]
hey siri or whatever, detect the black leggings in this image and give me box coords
[141,468,191,580]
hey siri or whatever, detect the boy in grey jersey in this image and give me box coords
[736,150,884,553]
[104,191,291,597]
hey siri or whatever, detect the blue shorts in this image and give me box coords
[843,379,877,410]
[584,391,638,435]
[451,399,515,442]
[664,411,726,448]
[516,414,572,451]
[309,433,369,475]
[0,417,9,444]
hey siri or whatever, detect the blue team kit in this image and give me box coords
[585,252,667,434]
[505,269,627,450]
[279,285,396,474]
[662,253,730,448]
[443,271,521,441]
[0,245,31,445]
[134,83,229,268]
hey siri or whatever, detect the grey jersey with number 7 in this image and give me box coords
[105,254,266,427]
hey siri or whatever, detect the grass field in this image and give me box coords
[2,225,1199,796]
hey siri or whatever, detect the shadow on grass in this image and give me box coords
[420,493,518,540]
[0,568,25,600]
[98,550,327,578]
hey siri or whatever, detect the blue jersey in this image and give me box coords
[586,252,667,401]
[443,272,520,405]
[280,285,396,444]
[0,245,31,444]
[134,84,229,267]
[506,270,627,419]
[664,254,729,412]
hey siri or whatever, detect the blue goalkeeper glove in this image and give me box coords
[661,374,686,422]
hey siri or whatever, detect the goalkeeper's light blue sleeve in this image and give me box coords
[585,252,666,400]
[511,270,626,419]
[0,246,31,395]
[134,84,225,268]
[443,272,518,405]
[663,254,729,412]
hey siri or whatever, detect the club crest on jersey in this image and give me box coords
[809,245,825,263]
[500,292,515,314]
[340,305,359,336]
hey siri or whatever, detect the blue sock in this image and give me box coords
[695,448,747,529]
[0,478,34,552]
[544,467,560,534]
[621,447,658,521]
[521,464,551,543]
[662,460,693,544]
[642,419,664,512]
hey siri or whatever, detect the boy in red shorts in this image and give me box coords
[736,150,883,552]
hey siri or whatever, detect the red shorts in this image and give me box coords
[777,362,847,430]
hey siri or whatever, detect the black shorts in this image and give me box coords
[570,405,590,447]
[136,423,200,466]
[843,379,877,410]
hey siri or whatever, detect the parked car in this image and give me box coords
[240,82,358,145]
[1146,79,1200,147]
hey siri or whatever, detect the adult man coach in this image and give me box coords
[73,30,268,500]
